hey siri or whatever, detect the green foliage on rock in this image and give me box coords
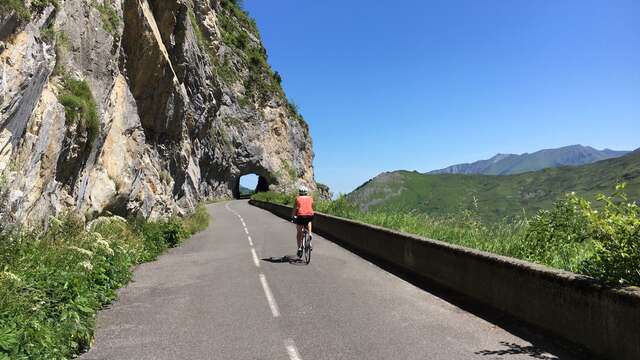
[31,0,57,13]
[41,23,69,76]
[0,207,209,359]
[58,75,99,147]
[0,0,30,19]
[215,0,308,130]
[188,8,214,59]
[220,0,258,38]
[0,0,58,19]
[94,1,120,35]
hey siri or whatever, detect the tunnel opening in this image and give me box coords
[235,174,270,199]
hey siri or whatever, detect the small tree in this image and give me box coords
[524,192,592,270]
[580,184,640,286]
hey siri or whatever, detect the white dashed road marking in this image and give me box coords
[229,202,292,359]
[251,248,260,268]
[284,339,303,360]
[259,273,280,317]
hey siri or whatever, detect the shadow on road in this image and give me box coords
[262,255,307,266]
[476,341,559,359]
[314,233,598,360]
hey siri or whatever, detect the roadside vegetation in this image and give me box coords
[252,186,639,287]
[0,205,209,359]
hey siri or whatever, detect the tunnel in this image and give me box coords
[234,174,270,199]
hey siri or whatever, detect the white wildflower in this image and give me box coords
[80,260,93,271]
[67,246,93,257]
[0,271,21,283]
[94,238,114,256]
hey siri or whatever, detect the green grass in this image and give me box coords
[0,207,210,359]
[58,76,99,147]
[182,204,210,235]
[349,151,640,223]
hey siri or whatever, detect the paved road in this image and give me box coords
[81,200,582,360]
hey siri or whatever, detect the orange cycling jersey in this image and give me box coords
[295,195,314,216]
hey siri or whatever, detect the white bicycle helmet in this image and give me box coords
[298,185,309,195]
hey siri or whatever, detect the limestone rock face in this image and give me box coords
[0,0,315,224]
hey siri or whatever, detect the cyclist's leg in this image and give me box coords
[296,224,303,248]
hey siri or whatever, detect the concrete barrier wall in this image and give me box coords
[250,199,640,360]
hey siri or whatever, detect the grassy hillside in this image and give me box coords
[350,150,640,222]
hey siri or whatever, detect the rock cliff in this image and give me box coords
[0,0,315,224]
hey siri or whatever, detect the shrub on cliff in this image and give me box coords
[58,75,99,147]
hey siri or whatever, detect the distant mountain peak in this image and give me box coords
[429,145,631,176]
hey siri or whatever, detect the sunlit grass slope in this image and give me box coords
[349,150,640,222]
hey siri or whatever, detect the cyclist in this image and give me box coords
[292,185,314,258]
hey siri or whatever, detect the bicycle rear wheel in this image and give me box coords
[303,232,311,264]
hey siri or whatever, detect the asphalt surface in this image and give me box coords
[80,200,582,360]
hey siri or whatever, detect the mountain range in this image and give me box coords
[349,148,640,222]
[429,145,629,175]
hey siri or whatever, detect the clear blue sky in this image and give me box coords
[243,0,640,195]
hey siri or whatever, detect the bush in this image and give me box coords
[0,206,209,359]
[524,192,593,271]
[0,216,136,359]
[579,185,640,286]
[58,76,99,147]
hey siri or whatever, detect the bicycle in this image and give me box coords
[292,217,312,264]
[301,225,311,264]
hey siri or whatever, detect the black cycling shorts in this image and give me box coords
[294,215,314,225]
